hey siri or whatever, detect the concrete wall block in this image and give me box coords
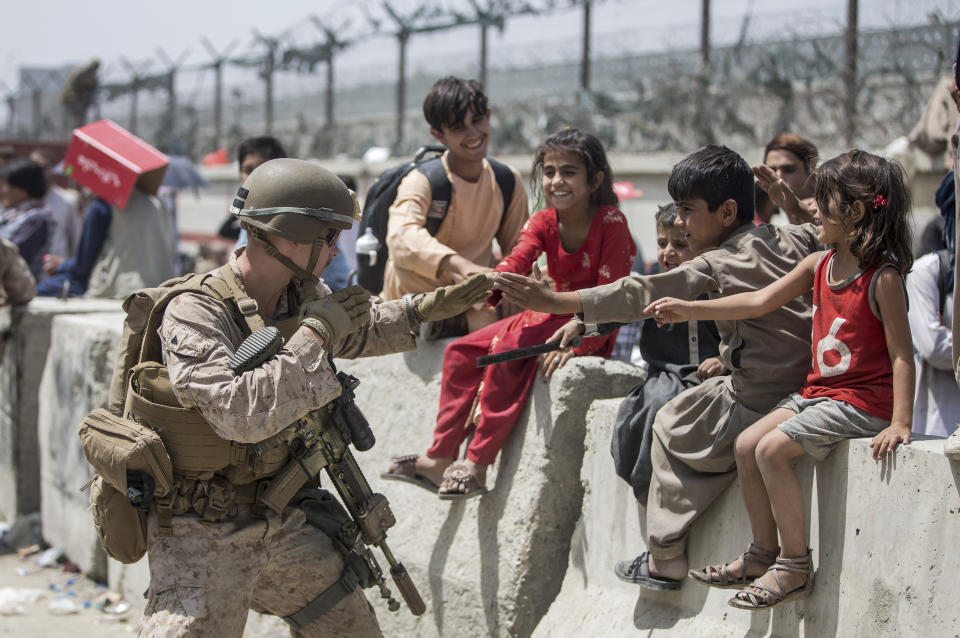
[336,348,644,637]
[0,298,121,522]
[534,399,960,637]
[38,312,125,582]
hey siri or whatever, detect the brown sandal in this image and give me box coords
[688,543,779,589]
[438,461,487,501]
[380,455,439,493]
[728,550,814,610]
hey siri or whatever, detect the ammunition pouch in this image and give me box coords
[126,360,289,482]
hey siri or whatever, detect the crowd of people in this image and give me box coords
[0,147,178,302]
[1,45,958,636]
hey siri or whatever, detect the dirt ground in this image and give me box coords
[0,550,137,637]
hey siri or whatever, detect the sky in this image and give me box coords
[2,0,958,97]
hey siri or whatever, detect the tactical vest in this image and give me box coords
[112,263,306,526]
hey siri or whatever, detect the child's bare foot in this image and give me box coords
[689,543,779,588]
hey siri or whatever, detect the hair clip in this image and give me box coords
[871,194,887,210]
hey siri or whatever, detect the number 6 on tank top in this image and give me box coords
[816,316,851,377]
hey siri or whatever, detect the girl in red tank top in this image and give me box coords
[645,150,915,611]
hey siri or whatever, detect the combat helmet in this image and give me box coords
[231,158,359,282]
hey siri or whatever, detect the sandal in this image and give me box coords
[688,542,779,589]
[728,550,814,610]
[380,455,439,493]
[613,551,682,591]
[437,461,487,501]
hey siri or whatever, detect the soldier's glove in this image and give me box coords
[411,273,493,322]
[301,285,372,344]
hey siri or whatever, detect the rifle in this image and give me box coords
[228,327,425,616]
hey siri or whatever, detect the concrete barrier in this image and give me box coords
[25,311,960,637]
[0,298,121,521]
[37,312,125,585]
[335,349,645,638]
[532,398,960,638]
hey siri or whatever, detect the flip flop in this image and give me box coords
[437,461,487,501]
[614,551,682,591]
[380,455,439,494]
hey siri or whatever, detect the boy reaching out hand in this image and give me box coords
[495,145,821,591]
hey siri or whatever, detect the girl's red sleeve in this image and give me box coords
[487,211,549,306]
[573,208,637,356]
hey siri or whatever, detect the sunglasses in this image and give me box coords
[321,228,341,246]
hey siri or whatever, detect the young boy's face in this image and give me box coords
[674,197,728,252]
[430,108,490,164]
[656,224,695,272]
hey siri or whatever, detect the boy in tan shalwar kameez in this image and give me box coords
[495,145,821,589]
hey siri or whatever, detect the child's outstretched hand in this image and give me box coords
[642,297,693,326]
[494,263,556,312]
[869,422,911,460]
[546,317,585,348]
[539,318,583,379]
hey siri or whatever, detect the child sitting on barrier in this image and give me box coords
[382,127,635,499]
[495,145,820,591]
[611,203,726,505]
[647,149,915,609]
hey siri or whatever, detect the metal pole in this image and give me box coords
[265,50,274,135]
[168,71,176,137]
[694,0,712,146]
[326,55,335,129]
[844,0,858,147]
[396,32,407,148]
[480,23,488,89]
[580,0,591,91]
[213,62,223,149]
[700,0,710,72]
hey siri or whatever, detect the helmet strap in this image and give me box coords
[247,226,320,284]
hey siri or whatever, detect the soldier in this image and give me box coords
[0,237,35,359]
[138,158,491,637]
[0,236,35,307]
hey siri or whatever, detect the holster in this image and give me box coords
[281,488,378,631]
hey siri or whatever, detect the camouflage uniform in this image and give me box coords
[0,237,35,307]
[139,250,417,638]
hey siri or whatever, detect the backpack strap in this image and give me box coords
[419,157,451,237]
[136,266,265,366]
[488,157,517,236]
[420,155,516,237]
[206,264,266,335]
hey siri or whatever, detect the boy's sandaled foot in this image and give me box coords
[614,551,682,591]
[381,455,440,493]
[689,543,779,589]
[438,461,487,500]
[728,550,814,610]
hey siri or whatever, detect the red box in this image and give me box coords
[63,120,168,209]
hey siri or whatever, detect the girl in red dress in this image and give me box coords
[647,150,914,610]
[383,128,635,499]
